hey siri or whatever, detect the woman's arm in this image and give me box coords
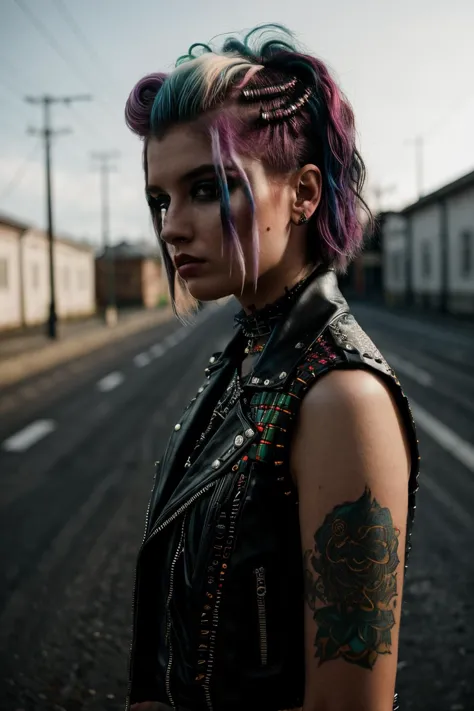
[291,369,410,711]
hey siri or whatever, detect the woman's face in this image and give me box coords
[146,123,308,305]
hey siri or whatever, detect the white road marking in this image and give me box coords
[149,343,165,358]
[97,371,124,392]
[134,352,151,368]
[422,475,472,530]
[385,351,433,387]
[2,419,56,452]
[165,333,179,347]
[173,328,186,342]
[411,399,474,473]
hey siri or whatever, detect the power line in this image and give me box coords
[14,0,95,92]
[0,73,21,98]
[0,53,28,86]
[0,59,111,147]
[51,0,122,93]
[67,103,114,147]
[14,0,120,127]
[0,140,41,202]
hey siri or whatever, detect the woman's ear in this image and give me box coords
[291,164,322,226]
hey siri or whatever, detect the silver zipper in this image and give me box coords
[254,566,268,666]
[202,472,249,710]
[125,478,218,710]
[202,475,228,532]
[165,516,186,707]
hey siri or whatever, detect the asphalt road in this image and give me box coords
[0,301,473,711]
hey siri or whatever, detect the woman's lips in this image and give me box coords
[176,260,206,278]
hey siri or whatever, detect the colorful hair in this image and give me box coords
[125,24,371,316]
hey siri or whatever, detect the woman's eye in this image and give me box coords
[192,177,239,201]
[192,180,220,201]
[147,194,169,210]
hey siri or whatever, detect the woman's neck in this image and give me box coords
[237,263,316,314]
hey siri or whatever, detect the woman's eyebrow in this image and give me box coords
[146,163,236,194]
[180,163,218,182]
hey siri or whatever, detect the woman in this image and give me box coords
[124,25,419,711]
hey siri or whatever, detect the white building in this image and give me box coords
[382,170,474,314]
[0,214,96,331]
[382,212,408,305]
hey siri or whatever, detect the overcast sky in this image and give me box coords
[0,0,473,246]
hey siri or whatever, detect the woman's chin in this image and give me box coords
[186,277,235,303]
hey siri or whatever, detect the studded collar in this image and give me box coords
[216,266,349,389]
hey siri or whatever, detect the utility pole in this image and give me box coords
[372,183,397,214]
[406,135,424,200]
[91,151,119,326]
[26,94,92,339]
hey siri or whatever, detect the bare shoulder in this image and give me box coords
[291,368,410,489]
[302,367,395,411]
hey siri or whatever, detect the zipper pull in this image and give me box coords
[254,566,267,596]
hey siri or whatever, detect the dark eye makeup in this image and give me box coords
[146,174,239,209]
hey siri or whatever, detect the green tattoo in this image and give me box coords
[304,487,400,669]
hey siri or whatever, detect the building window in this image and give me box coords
[31,263,39,289]
[392,251,404,282]
[460,229,473,278]
[0,258,8,289]
[421,242,431,279]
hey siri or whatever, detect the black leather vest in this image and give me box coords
[126,269,419,711]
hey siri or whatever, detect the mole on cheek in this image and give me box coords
[266,227,271,232]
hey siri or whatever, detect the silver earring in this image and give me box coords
[298,212,308,225]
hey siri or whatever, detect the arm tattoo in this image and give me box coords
[304,487,400,669]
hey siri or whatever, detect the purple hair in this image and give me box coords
[125,25,371,314]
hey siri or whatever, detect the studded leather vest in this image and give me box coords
[126,269,419,711]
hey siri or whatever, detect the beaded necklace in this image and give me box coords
[235,274,310,356]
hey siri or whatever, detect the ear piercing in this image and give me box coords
[298,212,308,225]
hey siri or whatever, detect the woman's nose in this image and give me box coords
[159,206,193,247]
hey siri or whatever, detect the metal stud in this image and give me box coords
[234,435,244,447]
[295,342,304,349]
[211,459,221,470]
[251,377,260,384]
[279,371,287,380]
[264,379,271,386]
[205,367,210,375]
[245,428,254,438]
[174,423,181,431]
[209,356,216,364]
[198,386,204,393]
